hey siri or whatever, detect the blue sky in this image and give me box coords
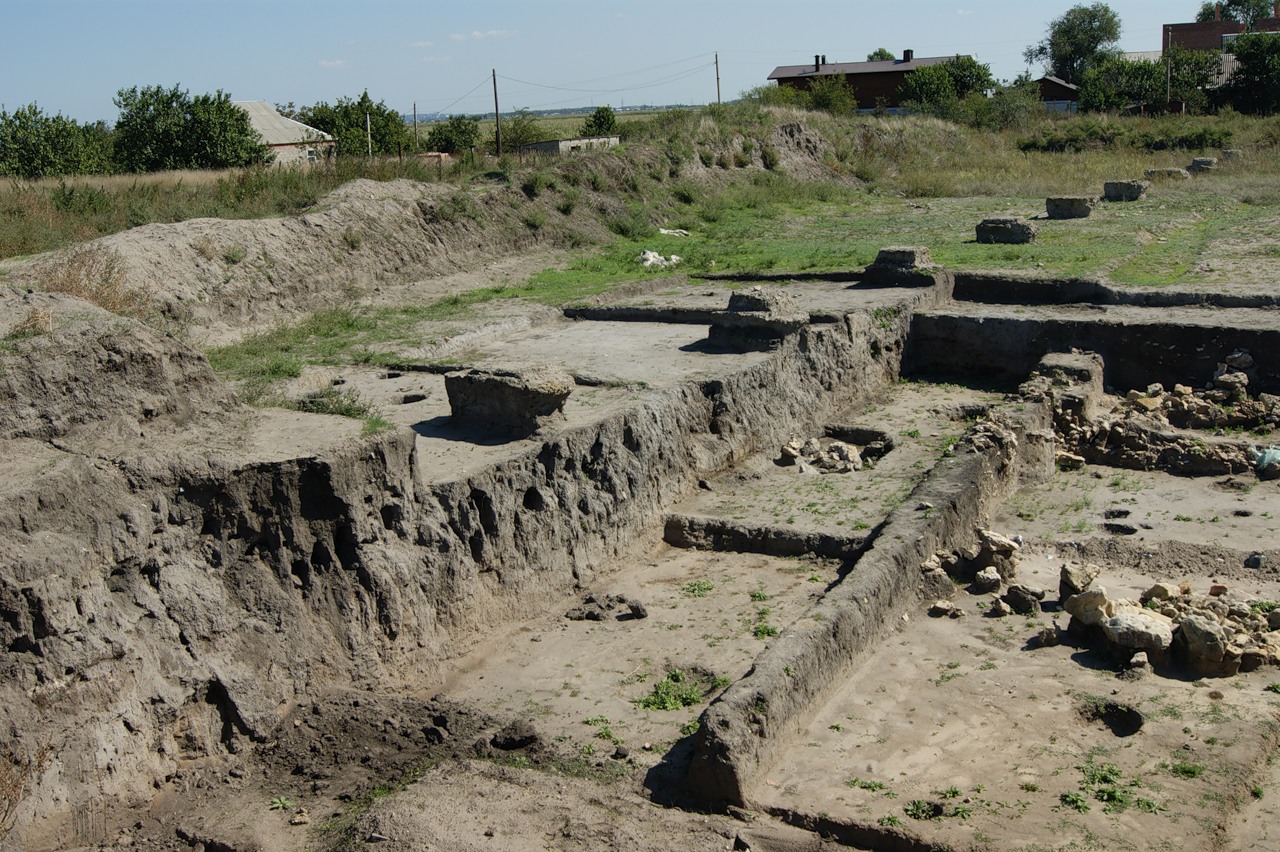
[4,1,1186,122]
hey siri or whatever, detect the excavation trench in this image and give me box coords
[3,271,1280,850]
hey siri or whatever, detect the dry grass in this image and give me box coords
[0,741,49,836]
[6,307,54,340]
[40,244,151,319]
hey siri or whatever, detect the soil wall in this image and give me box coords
[686,400,1056,805]
[0,290,933,848]
[904,310,1280,394]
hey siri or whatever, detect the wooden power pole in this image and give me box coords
[492,69,502,155]
[715,52,722,104]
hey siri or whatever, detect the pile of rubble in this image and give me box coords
[1041,349,1279,478]
[779,436,864,474]
[1061,569,1280,676]
[926,530,1280,677]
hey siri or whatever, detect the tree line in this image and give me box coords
[1,80,622,180]
[754,2,1280,126]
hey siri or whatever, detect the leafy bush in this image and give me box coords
[113,84,269,172]
[581,106,618,137]
[636,670,704,710]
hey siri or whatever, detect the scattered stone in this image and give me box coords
[988,596,1013,618]
[1188,157,1218,174]
[1180,613,1228,672]
[976,217,1037,244]
[779,435,865,474]
[1003,584,1045,614]
[612,745,630,760]
[1064,587,1111,627]
[1145,167,1191,180]
[1267,610,1280,631]
[1036,625,1060,647]
[1102,612,1174,653]
[973,566,1002,593]
[949,608,966,620]
[928,600,956,618]
[626,599,649,619]
[289,809,311,826]
[1056,450,1086,470]
[1046,196,1095,219]
[637,250,682,268]
[1129,651,1150,670]
[1245,552,1268,570]
[1060,562,1101,600]
[367,833,391,843]
[1209,584,1229,597]
[1141,582,1181,603]
[1102,180,1149,202]
[978,529,1020,553]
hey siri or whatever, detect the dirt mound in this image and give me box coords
[0,293,234,442]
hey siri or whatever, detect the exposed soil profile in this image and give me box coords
[2,138,1280,852]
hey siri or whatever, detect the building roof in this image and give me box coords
[1038,76,1080,92]
[1123,50,1165,63]
[768,56,954,81]
[234,101,334,146]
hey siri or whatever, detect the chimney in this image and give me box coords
[1274,2,1278,19]
[1215,3,1221,20]
[903,49,914,62]
[815,54,821,71]
[821,54,827,65]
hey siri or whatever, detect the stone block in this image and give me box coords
[445,365,573,437]
[1102,180,1149,202]
[871,246,934,269]
[1188,157,1218,173]
[976,217,1037,244]
[1145,167,1191,181]
[707,287,808,351]
[1046,196,1095,219]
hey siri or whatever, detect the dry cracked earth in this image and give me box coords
[2,175,1280,852]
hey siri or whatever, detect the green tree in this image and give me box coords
[942,55,996,98]
[112,84,193,172]
[1196,0,1273,25]
[867,47,896,61]
[0,104,113,178]
[898,64,958,111]
[580,105,618,137]
[1224,32,1280,113]
[495,109,545,153]
[741,83,805,107]
[804,75,858,114]
[955,75,1043,130]
[1024,3,1123,84]
[295,91,406,157]
[426,115,481,153]
[112,84,268,173]
[1080,57,1164,111]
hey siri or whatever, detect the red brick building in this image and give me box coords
[1165,3,1280,51]
[767,50,958,109]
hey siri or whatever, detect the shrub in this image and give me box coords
[760,144,780,170]
[636,670,704,710]
[41,244,150,319]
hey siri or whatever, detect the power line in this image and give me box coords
[499,62,714,97]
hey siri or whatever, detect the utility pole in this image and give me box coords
[492,69,502,156]
[715,52,722,105]
[366,113,372,156]
[1165,25,1172,106]
[413,101,419,150]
